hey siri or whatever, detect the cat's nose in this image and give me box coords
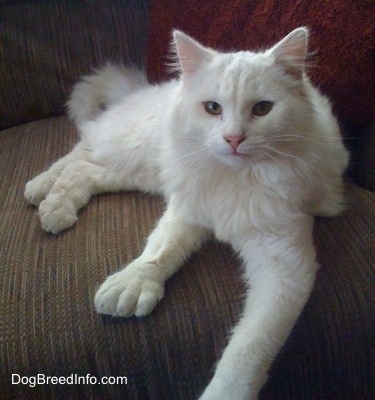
[224,134,246,151]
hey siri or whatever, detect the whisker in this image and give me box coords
[265,134,343,147]
[267,133,351,140]
[162,141,211,176]
[257,148,288,171]
[257,144,326,181]
[265,134,354,152]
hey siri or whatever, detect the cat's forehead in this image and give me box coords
[206,51,275,98]
[212,51,270,76]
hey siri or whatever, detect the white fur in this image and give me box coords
[66,63,148,125]
[25,27,349,399]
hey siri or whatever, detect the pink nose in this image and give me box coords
[224,134,246,151]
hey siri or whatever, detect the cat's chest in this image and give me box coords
[172,174,261,243]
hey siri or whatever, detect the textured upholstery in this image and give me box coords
[1,1,374,400]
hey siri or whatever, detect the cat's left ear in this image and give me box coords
[268,27,309,78]
[170,30,216,77]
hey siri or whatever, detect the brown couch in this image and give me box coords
[1,1,374,399]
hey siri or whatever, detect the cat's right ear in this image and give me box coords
[169,30,216,78]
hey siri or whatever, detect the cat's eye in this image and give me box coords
[252,101,273,117]
[204,101,222,116]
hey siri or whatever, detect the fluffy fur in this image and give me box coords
[25,27,349,400]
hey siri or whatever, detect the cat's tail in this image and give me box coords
[66,63,148,125]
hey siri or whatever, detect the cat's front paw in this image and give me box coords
[199,375,259,400]
[25,172,55,206]
[199,378,232,400]
[39,194,78,234]
[94,260,165,318]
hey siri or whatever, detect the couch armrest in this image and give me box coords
[0,0,150,130]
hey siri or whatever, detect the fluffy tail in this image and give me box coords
[66,64,148,125]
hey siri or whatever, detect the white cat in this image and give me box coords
[25,28,349,400]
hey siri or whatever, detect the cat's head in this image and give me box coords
[169,27,314,168]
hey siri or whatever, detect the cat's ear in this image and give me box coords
[268,27,309,78]
[169,30,216,77]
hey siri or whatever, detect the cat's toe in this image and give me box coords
[133,289,161,317]
[24,172,56,206]
[25,179,47,206]
[94,262,165,318]
[94,280,130,316]
[25,185,42,206]
[39,195,78,234]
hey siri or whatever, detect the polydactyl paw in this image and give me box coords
[94,259,165,318]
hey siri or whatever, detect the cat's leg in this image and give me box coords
[199,215,318,400]
[37,159,135,234]
[95,200,210,317]
[25,143,85,206]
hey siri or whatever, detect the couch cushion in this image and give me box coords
[0,0,150,130]
[1,117,374,399]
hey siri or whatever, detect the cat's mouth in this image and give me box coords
[228,148,260,159]
[230,151,250,158]
[216,148,264,168]
[209,142,267,167]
